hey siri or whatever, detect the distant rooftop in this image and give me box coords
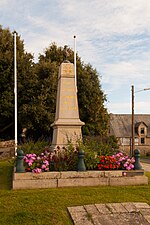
[109,114,150,137]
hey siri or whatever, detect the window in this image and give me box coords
[121,138,130,145]
[135,137,139,146]
[141,138,145,144]
[140,128,145,134]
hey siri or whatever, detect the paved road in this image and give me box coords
[141,162,150,172]
[141,158,150,164]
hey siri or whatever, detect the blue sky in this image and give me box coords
[1,0,150,114]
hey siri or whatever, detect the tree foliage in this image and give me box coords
[34,43,109,138]
[0,26,109,141]
[0,26,35,139]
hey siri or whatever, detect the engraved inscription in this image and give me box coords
[61,64,74,77]
[61,106,77,111]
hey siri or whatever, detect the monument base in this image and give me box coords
[51,119,84,148]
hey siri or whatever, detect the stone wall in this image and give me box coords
[0,140,15,159]
[0,140,15,148]
[13,170,148,189]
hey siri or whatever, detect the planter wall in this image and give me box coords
[13,169,148,189]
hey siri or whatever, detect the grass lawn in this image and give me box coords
[0,160,150,225]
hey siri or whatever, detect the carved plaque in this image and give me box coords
[60,63,74,77]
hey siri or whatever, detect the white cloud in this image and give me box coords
[107,100,150,114]
[59,0,150,36]
[0,0,150,113]
[0,0,10,7]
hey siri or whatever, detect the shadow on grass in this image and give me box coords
[0,160,14,190]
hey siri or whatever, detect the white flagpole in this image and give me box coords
[74,35,77,92]
[14,31,17,155]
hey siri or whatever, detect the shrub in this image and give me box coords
[49,145,78,171]
[20,139,50,155]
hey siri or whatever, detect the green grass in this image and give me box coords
[0,160,150,225]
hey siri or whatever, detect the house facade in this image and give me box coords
[109,114,150,156]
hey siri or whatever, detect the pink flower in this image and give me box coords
[28,161,33,166]
[43,160,49,166]
[42,164,46,169]
[32,168,42,173]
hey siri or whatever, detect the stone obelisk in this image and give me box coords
[51,61,84,148]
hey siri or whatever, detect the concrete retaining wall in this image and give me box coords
[13,170,148,189]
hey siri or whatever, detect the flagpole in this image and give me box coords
[14,31,17,155]
[74,35,77,92]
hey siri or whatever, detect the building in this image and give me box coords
[109,114,150,155]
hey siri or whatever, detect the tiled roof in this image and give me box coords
[109,114,150,137]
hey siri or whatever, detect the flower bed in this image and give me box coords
[23,148,135,173]
[13,148,147,189]
[96,153,135,171]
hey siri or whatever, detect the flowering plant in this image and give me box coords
[96,152,135,171]
[23,153,49,173]
[49,146,78,171]
[96,155,120,170]
[112,152,135,170]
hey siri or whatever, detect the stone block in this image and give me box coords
[58,177,109,187]
[109,175,148,186]
[121,202,138,213]
[106,203,128,213]
[140,209,150,216]
[13,179,57,189]
[86,171,105,178]
[14,171,60,180]
[144,215,150,223]
[95,204,112,215]
[93,214,116,225]
[104,171,122,177]
[60,171,104,179]
[67,206,93,225]
[133,202,150,209]
[124,170,144,176]
[84,204,100,217]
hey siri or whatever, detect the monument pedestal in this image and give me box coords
[51,62,84,148]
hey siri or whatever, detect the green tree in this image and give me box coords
[0,29,108,141]
[35,43,109,138]
[0,26,34,140]
[77,62,108,136]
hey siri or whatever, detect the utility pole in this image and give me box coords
[131,85,150,156]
